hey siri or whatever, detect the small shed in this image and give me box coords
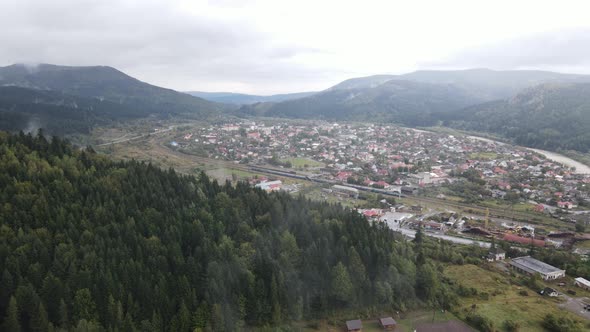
[346,319,363,332]
[379,317,397,330]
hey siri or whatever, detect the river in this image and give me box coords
[466,135,590,175]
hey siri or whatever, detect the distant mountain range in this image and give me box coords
[240,79,482,126]
[238,69,590,152]
[0,64,226,135]
[186,91,316,104]
[327,69,590,99]
[3,64,590,153]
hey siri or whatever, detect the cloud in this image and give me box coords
[2,1,590,93]
[0,0,336,94]
[426,28,590,74]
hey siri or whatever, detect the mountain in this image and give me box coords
[443,83,590,152]
[186,91,316,104]
[241,79,485,125]
[0,64,226,134]
[239,69,590,130]
[0,86,169,135]
[326,74,398,91]
[400,68,590,100]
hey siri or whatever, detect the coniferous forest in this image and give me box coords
[0,131,482,331]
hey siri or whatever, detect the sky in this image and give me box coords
[1,0,590,94]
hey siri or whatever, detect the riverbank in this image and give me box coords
[415,126,590,175]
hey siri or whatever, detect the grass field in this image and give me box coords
[282,157,324,169]
[445,264,586,331]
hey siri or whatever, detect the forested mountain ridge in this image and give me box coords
[400,68,590,100]
[0,86,162,136]
[240,79,482,126]
[239,69,590,126]
[443,83,590,152]
[0,131,474,331]
[0,64,226,135]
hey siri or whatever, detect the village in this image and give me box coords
[109,118,590,329]
[162,124,590,266]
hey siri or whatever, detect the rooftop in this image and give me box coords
[575,277,590,287]
[346,319,362,330]
[510,256,564,275]
[380,317,397,326]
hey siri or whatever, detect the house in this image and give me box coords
[346,319,362,332]
[558,201,576,209]
[540,287,558,297]
[379,317,397,330]
[574,277,590,290]
[509,256,566,280]
[487,248,506,261]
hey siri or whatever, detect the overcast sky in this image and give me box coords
[2,0,590,94]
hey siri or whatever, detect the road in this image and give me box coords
[559,295,590,320]
[383,220,491,247]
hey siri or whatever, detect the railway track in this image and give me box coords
[123,135,554,224]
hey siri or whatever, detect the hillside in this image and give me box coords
[0,131,483,331]
[0,64,225,129]
[400,68,590,100]
[443,83,590,152]
[241,79,483,126]
[326,74,398,91]
[0,86,164,135]
[186,91,316,104]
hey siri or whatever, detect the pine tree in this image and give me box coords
[330,262,353,305]
[270,275,281,325]
[30,302,49,332]
[4,296,21,332]
[58,299,68,329]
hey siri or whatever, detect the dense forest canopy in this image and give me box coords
[443,83,590,152]
[0,131,480,331]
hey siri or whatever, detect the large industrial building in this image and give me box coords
[509,256,565,280]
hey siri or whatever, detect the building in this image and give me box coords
[487,248,506,261]
[379,317,397,330]
[255,180,282,192]
[332,185,359,199]
[509,256,565,280]
[346,319,362,332]
[575,277,590,290]
[540,287,559,297]
[380,212,413,223]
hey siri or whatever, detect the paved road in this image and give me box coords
[559,295,590,320]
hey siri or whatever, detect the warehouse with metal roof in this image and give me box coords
[509,256,565,280]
